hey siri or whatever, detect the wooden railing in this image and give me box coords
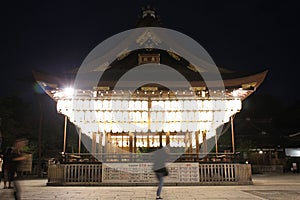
[198,163,251,184]
[48,164,64,184]
[47,162,252,186]
[199,164,236,182]
[64,164,101,185]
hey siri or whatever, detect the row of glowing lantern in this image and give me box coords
[60,110,236,124]
[74,120,221,133]
[109,135,188,148]
[57,99,241,112]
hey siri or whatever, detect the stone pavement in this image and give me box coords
[1,174,300,200]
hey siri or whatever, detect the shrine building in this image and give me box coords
[34,7,267,186]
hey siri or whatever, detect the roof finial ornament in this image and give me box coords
[136,6,162,28]
[142,5,156,19]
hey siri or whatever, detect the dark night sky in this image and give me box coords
[1,0,299,106]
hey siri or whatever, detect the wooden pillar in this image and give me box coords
[231,116,235,154]
[159,132,163,147]
[215,134,218,154]
[63,115,67,153]
[184,132,189,154]
[104,131,108,153]
[134,134,137,153]
[147,135,150,148]
[121,134,124,150]
[202,130,207,160]
[129,133,133,153]
[189,132,193,154]
[195,131,200,159]
[92,132,97,154]
[166,131,170,146]
[98,131,102,154]
[78,127,81,154]
[105,132,111,154]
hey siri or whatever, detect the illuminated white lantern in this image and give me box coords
[104,111,112,122]
[234,99,242,111]
[188,122,197,132]
[94,100,102,110]
[98,122,104,132]
[150,112,156,122]
[123,121,130,132]
[197,100,203,110]
[141,111,147,122]
[85,111,91,122]
[96,111,103,122]
[202,111,209,122]
[68,110,75,123]
[190,100,197,110]
[83,100,90,110]
[184,100,191,110]
[122,111,129,123]
[163,122,169,132]
[78,111,84,122]
[165,100,171,111]
[129,100,135,111]
[224,111,232,123]
[188,111,195,121]
[182,111,188,122]
[103,100,109,110]
[170,100,176,111]
[158,101,164,111]
[216,100,224,110]
[150,122,157,132]
[89,100,95,110]
[141,123,148,132]
[203,100,212,110]
[156,111,163,122]
[156,122,163,132]
[135,100,142,110]
[129,123,135,132]
[178,100,184,111]
[78,100,84,110]
[115,111,122,122]
[151,101,158,111]
[175,111,182,122]
[135,111,141,122]
[129,111,135,122]
[90,111,96,122]
[112,123,119,133]
[111,100,121,111]
[105,123,111,132]
[174,122,181,132]
[141,100,148,111]
[61,100,67,114]
[181,121,188,132]
[121,100,129,110]
[72,99,78,110]
[214,111,225,123]
[57,100,63,113]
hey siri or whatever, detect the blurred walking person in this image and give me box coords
[10,138,29,200]
[153,146,169,200]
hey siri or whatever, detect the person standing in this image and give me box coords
[153,146,169,200]
[0,153,3,185]
[2,147,13,189]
